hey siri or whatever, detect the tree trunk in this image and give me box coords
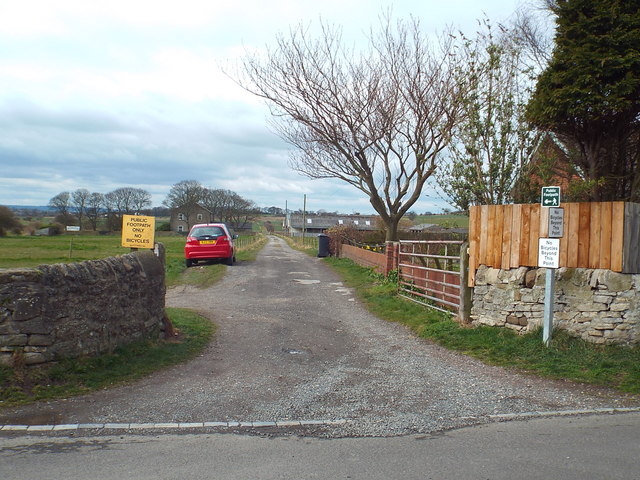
[384,217,400,242]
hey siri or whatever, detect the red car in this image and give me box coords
[184,223,237,267]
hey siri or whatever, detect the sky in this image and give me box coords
[0,0,525,214]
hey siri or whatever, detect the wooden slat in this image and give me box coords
[510,204,522,268]
[624,203,640,273]
[479,205,489,266]
[610,202,624,272]
[578,202,591,267]
[599,202,613,269]
[486,206,497,267]
[529,204,541,266]
[588,203,601,269]
[520,204,531,266]
[493,205,505,268]
[501,205,513,269]
[539,205,550,238]
[567,203,580,267]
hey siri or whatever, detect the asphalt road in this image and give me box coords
[1,412,639,480]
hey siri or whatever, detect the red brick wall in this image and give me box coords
[340,244,387,274]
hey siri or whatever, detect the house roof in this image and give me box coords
[408,223,438,231]
[288,214,379,230]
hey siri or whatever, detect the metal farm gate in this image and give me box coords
[398,240,471,320]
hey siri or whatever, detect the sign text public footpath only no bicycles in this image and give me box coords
[121,214,156,249]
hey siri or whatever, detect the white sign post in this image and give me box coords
[540,186,562,347]
[538,238,560,346]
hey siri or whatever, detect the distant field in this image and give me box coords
[0,233,187,269]
[412,214,469,228]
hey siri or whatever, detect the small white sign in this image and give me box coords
[548,208,564,238]
[66,225,80,232]
[538,238,560,269]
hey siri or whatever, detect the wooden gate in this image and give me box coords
[398,240,469,317]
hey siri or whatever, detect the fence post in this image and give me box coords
[459,241,473,324]
[385,241,399,275]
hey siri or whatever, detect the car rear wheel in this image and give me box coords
[186,258,194,268]
[226,255,234,266]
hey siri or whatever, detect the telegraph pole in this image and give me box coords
[302,194,307,245]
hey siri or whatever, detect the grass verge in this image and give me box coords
[280,234,319,257]
[324,256,640,394]
[0,308,214,408]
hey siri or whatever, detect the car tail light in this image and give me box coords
[186,236,199,245]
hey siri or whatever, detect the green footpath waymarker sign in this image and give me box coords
[541,186,561,207]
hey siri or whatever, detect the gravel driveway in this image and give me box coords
[1,236,637,437]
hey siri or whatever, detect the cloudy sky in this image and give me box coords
[0,0,525,214]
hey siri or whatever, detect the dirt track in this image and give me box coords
[1,236,636,437]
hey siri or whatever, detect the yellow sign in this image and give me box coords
[121,215,155,248]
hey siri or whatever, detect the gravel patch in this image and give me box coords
[1,236,637,438]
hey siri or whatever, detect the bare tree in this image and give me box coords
[163,180,206,229]
[48,191,71,217]
[71,188,90,229]
[201,188,257,228]
[513,1,557,71]
[131,188,152,213]
[201,188,228,223]
[86,192,104,231]
[48,191,77,225]
[105,187,152,230]
[224,193,259,229]
[237,17,464,240]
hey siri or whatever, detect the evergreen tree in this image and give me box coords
[526,0,640,201]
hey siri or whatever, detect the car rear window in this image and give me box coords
[190,226,225,238]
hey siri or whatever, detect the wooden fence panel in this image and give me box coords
[501,205,513,268]
[510,204,522,268]
[527,204,540,267]
[566,202,580,267]
[588,202,601,269]
[468,202,637,286]
[599,202,612,269]
[520,204,531,267]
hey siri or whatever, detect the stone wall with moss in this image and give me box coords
[0,249,165,366]
[471,266,639,345]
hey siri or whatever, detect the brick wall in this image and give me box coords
[340,244,389,274]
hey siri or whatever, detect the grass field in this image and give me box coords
[0,232,262,268]
[412,214,469,228]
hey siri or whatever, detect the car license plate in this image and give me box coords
[199,240,217,245]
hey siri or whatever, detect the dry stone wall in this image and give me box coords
[0,249,166,366]
[471,265,639,345]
